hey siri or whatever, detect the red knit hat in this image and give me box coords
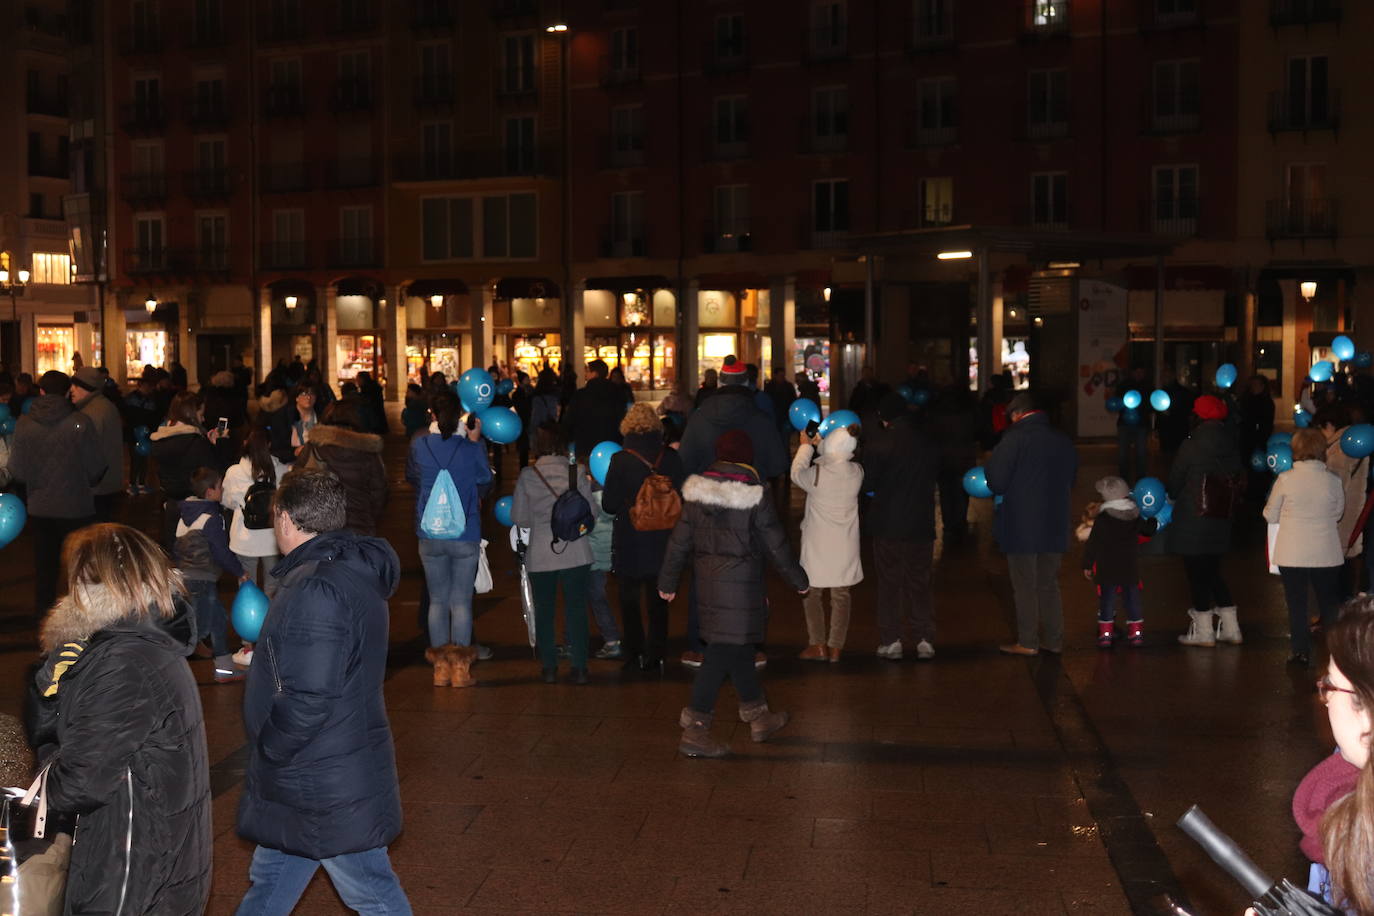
[719,355,748,385]
[1193,394,1228,421]
[714,429,754,464]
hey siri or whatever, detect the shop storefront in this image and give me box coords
[511,332,561,379]
[584,286,675,395]
[406,291,471,384]
[334,290,385,387]
[36,323,76,375]
[494,279,563,378]
[126,326,168,379]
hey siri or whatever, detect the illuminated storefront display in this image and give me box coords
[126,329,167,380]
[37,325,75,375]
[408,332,468,383]
[336,333,384,384]
[511,333,560,378]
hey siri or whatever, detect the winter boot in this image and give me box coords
[447,645,478,687]
[738,699,790,743]
[678,708,729,758]
[1215,606,1243,644]
[1096,622,1114,649]
[1126,620,1144,647]
[1178,609,1216,647]
[425,646,453,687]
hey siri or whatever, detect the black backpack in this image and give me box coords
[533,457,594,553]
[242,478,276,529]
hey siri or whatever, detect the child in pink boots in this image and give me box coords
[1079,476,1156,648]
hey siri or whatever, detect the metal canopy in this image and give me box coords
[850,224,1179,262]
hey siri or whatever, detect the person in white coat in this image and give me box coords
[1315,404,1369,593]
[1264,428,1346,667]
[790,424,863,662]
[220,426,290,667]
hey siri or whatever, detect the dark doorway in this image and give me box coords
[196,333,250,386]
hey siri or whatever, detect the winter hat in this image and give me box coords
[1094,476,1130,502]
[1193,394,1227,421]
[719,356,748,385]
[71,366,103,392]
[822,425,858,460]
[1007,392,1037,418]
[876,392,907,422]
[714,428,754,464]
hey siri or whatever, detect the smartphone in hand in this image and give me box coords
[216,417,229,437]
[804,419,820,438]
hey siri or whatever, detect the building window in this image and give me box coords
[501,34,536,93]
[421,121,453,178]
[132,75,161,121]
[713,95,748,156]
[196,212,228,269]
[422,194,536,261]
[713,14,745,62]
[811,86,848,152]
[268,0,301,39]
[809,1,847,58]
[193,0,222,43]
[1027,69,1068,139]
[1152,165,1198,235]
[1154,0,1197,21]
[919,177,953,227]
[133,214,166,269]
[812,178,849,247]
[192,137,227,194]
[611,105,644,166]
[1280,162,1332,237]
[610,191,645,257]
[1030,172,1068,229]
[1285,55,1332,129]
[191,76,226,123]
[419,42,452,97]
[1152,59,1199,132]
[504,115,536,174]
[31,252,70,285]
[912,0,953,43]
[915,77,956,145]
[270,209,305,267]
[484,193,537,258]
[131,0,159,44]
[339,206,373,265]
[712,185,750,252]
[130,140,165,197]
[269,58,303,110]
[610,27,639,77]
[336,50,371,109]
[1029,0,1068,30]
[29,192,44,218]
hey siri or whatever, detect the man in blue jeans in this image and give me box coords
[235,471,410,914]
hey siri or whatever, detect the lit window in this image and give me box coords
[31,252,71,285]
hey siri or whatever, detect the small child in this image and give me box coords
[401,383,430,440]
[122,376,159,494]
[175,466,248,683]
[1079,476,1155,648]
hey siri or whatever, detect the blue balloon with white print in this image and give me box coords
[962,467,993,499]
[1132,477,1165,518]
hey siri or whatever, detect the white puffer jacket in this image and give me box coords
[790,427,864,588]
[1263,459,1345,568]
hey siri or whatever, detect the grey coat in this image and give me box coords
[1166,419,1243,556]
[9,394,104,518]
[512,454,596,571]
[76,390,126,496]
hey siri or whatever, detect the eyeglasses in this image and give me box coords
[1317,676,1359,705]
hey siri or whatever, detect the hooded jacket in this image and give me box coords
[600,431,686,578]
[790,427,863,587]
[301,424,388,536]
[860,413,940,542]
[678,385,786,479]
[237,531,402,860]
[150,422,220,500]
[74,387,126,496]
[512,454,597,572]
[1166,419,1242,556]
[8,393,105,518]
[405,431,492,543]
[1080,500,1155,586]
[29,586,211,915]
[559,376,627,461]
[175,498,245,581]
[984,410,1079,554]
[658,461,808,645]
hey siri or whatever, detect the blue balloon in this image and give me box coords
[1149,389,1171,412]
[493,494,514,527]
[0,493,25,548]
[910,388,930,406]
[1249,448,1267,473]
[1122,390,1142,409]
[20,398,32,415]
[1341,424,1374,459]
[1215,363,1238,389]
[0,417,13,436]
[496,378,514,396]
[1267,432,1293,451]
[1310,360,1335,383]
[458,368,495,413]
[1356,352,1374,369]
[0,403,10,422]
[1333,335,1356,362]
[818,409,861,437]
[1154,499,1174,531]
[589,440,622,485]
[231,580,269,642]
[1294,407,1312,429]
[788,399,821,432]
[1104,396,1124,413]
[478,407,522,445]
[896,384,915,404]
[134,438,151,457]
[1268,443,1294,473]
[1132,477,1166,518]
[133,425,149,440]
[962,466,993,499]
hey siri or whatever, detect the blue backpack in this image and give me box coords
[533,456,594,553]
[419,439,467,539]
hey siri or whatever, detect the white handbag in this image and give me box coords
[474,539,493,594]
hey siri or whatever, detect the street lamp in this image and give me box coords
[545,22,568,32]
[1300,281,1318,302]
[430,294,443,310]
[144,295,157,313]
[0,267,28,321]
[284,295,298,311]
[937,250,973,260]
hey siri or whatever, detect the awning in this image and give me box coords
[406,278,471,298]
[696,272,769,291]
[583,275,671,293]
[495,277,560,299]
[335,277,384,299]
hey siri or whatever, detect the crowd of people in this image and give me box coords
[9,349,1374,913]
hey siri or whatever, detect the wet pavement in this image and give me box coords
[0,429,1332,915]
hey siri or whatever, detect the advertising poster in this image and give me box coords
[1077,280,1129,437]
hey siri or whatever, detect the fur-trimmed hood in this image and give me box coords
[150,421,203,441]
[258,388,289,414]
[307,423,384,453]
[40,580,190,654]
[682,469,764,510]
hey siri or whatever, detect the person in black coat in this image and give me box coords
[658,430,809,758]
[28,524,211,915]
[559,358,628,461]
[235,470,410,911]
[602,404,686,671]
[1080,476,1157,648]
[678,356,786,479]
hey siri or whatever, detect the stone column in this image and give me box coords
[472,284,494,370]
[256,287,273,386]
[320,284,338,389]
[103,289,128,384]
[681,279,699,389]
[388,284,407,400]
[769,275,797,376]
[565,280,586,379]
[177,288,195,386]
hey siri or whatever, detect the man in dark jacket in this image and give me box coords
[236,470,410,912]
[678,355,786,479]
[560,358,627,461]
[862,393,941,660]
[984,392,1079,656]
[70,366,125,520]
[9,370,105,614]
[928,382,979,545]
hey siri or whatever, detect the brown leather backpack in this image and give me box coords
[625,449,682,531]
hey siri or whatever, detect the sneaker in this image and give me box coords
[798,644,828,661]
[596,641,623,660]
[998,643,1039,657]
[214,667,246,684]
[754,652,767,669]
[915,640,935,660]
[475,644,493,661]
[876,640,903,660]
[232,646,254,667]
[680,651,704,669]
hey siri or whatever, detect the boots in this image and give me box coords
[1215,606,1242,644]
[447,645,478,687]
[1178,609,1216,647]
[678,708,729,758]
[1097,621,1114,649]
[1126,620,1144,647]
[424,646,453,687]
[738,699,789,743]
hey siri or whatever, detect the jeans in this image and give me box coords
[1279,565,1342,657]
[1006,553,1064,652]
[1117,423,1149,483]
[872,539,935,645]
[32,515,92,619]
[689,643,763,715]
[587,569,620,642]
[129,446,147,487]
[803,586,852,648]
[418,538,481,647]
[530,564,589,670]
[235,845,411,916]
[619,573,668,661]
[1181,554,1233,610]
[936,467,970,540]
[186,579,229,660]
[1097,583,1143,622]
[235,552,281,599]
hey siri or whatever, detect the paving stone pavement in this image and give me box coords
[0,429,1332,915]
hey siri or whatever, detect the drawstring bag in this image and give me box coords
[419,440,467,540]
[2,763,77,915]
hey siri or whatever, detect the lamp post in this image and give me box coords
[1,267,29,321]
[1300,281,1317,302]
[284,295,297,311]
[144,295,157,314]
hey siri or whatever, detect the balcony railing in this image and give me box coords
[1270,0,1341,26]
[901,206,955,230]
[120,101,166,131]
[394,146,558,181]
[909,8,955,50]
[803,225,851,249]
[1146,198,1201,236]
[1140,0,1203,30]
[905,117,957,147]
[261,162,312,193]
[600,234,647,258]
[600,55,642,87]
[801,120,849,154]
[262,86,306,118]
[188,246,232,272]
[1026,119,1069,140]
[706,126,749,161]
[331,79,374,113]
[188,20,230,48]
[187,97,231,127]
[184,168,232,198]
[121,173,167,200]
[119,25,163,55]
[1267,198,1337,240]
[125,247,170,274]
[327,1,375,34]
[415,77,455,108]
[704,38,748,74]
[412,0,455,30]
[604,138,645,169]
[261,241,311,270]
[494,67,538,101]
[260,13,305,43]
[1268,90,1341,133]
[26,90,68,117]
[325,158,379,189]
[804,25,848,62]
[703,221,751,254]
[1023,0,1070,35]
[1148,105,1200,134]
[327,238,378,269]
[28,156,67,179]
